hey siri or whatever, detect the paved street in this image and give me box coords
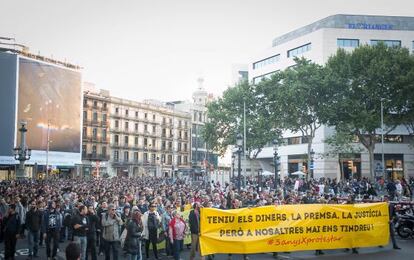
[2,237,413,260]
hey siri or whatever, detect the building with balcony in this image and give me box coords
[81,84,110,177]
[109,97,191,178]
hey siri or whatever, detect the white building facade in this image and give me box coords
[173,78,219,174]
[249,14,414,180]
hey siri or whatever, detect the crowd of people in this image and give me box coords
[0,175,413,260]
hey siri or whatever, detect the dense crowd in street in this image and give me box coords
[0,175,413,260]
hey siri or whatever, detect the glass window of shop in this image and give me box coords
[374,154,404,180]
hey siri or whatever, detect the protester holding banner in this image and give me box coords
[169,211,187,260]
[189,202,204,260]
[384,195,401,250]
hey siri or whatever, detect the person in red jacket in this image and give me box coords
[169,211,187,260]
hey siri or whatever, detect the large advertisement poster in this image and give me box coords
[17,57,81,164]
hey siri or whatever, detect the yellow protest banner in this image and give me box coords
[200,203,389,255]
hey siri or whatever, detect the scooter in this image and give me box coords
[395,209,414,239]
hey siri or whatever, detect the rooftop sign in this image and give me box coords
[347,23,393,30]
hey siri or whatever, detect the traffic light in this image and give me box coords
[348,161,353,172]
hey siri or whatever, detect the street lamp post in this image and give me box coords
[13,121,31,179]
[258,168,262,191]
[272,140,279,190]
[231,154,235,179]
[381,98,385,179]
[236,134,243,192]
[310,149,315,179]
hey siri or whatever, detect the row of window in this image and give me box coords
[112,150,188,165]
[114,107,189,126]
[84,99,108,109]
[252,44,311,70]
[253,54,280,70]
[277,134,412,147]
[254,38,414,72]
[252,70,279,85]
[82,145,107,157]
[287,43,312,58]
[83,128,107,141]
[113,135,189,150]
[113,120,188,136]
[337,38,403,48]
[83,111,107,122]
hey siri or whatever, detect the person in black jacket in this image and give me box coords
[124,210,143,260]
[86,205,100,260]
[72,205,89,260]
[189,202,204,260]
[42,200,63,260]
[3,204,20,260]
[26,200,43,258]
[384,195,401,249]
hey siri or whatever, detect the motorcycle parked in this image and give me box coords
[395,206,414,239]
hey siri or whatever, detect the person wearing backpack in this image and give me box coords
[41,200,62,260]
[142,202,161,259]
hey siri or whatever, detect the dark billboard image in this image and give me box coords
[17,57,81,153]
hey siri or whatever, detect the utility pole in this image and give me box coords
[46,120,50,179]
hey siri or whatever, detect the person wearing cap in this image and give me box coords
[3,204,20,260]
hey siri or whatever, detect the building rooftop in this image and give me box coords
[272,14,414,47]
[0,46,81,70]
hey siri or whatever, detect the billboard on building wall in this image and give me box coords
[16,57,82,165]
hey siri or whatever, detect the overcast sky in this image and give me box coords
[1,0,413,102]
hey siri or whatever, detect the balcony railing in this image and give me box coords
[83,153,110,161]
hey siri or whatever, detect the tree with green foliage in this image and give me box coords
[202,80,281,158]
[256,58,327,179]
[323,43,414,179]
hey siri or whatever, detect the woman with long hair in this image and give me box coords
[124,210,143,260]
